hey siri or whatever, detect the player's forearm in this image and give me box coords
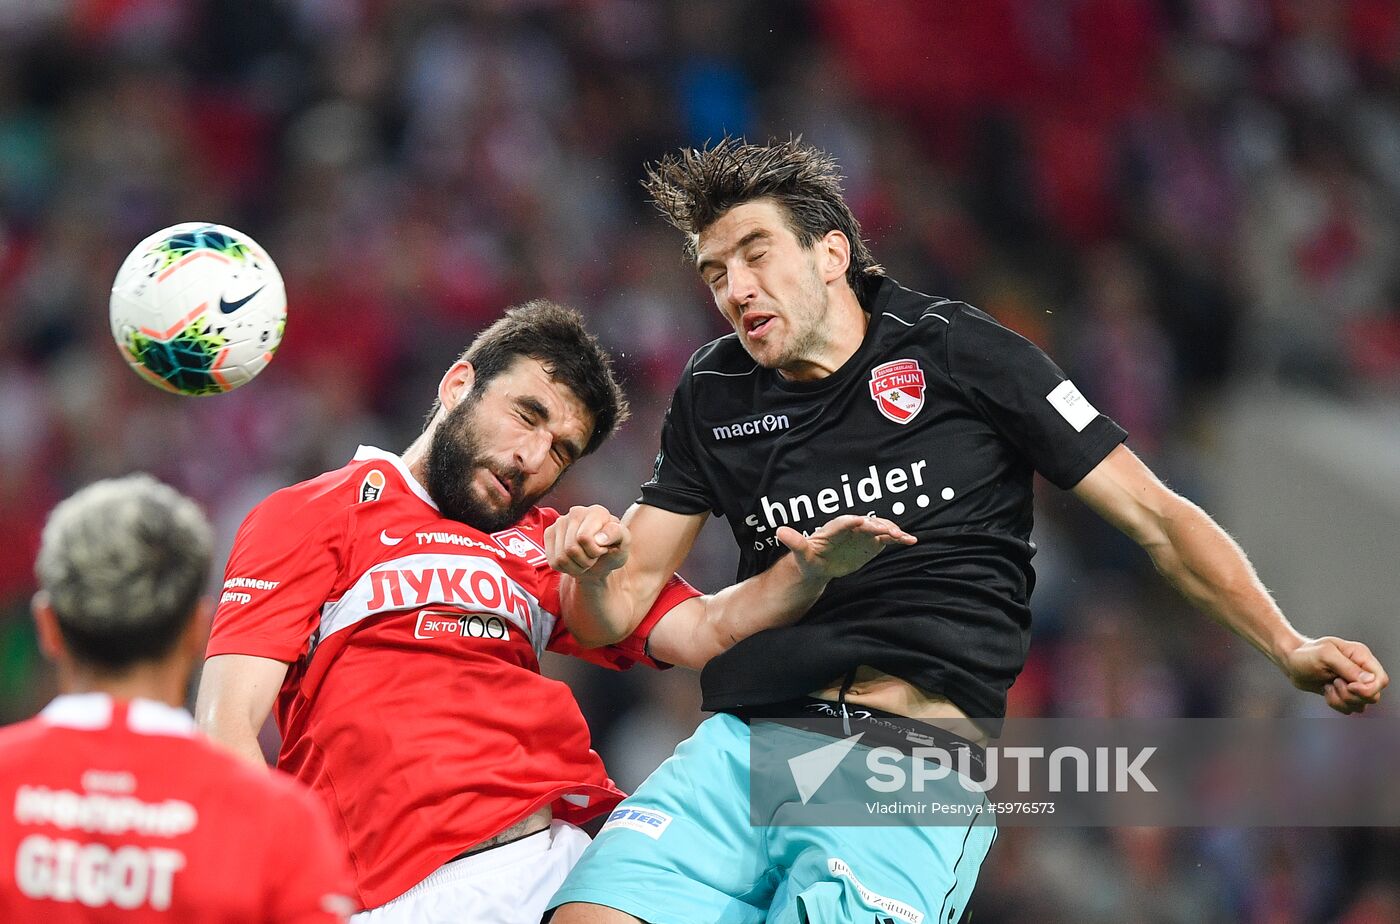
[197,711,272,768]
[559,570,641,648]
[194,655,288,767]
[1147,497,1306,667]
[690,553,830,661]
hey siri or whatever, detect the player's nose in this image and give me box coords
[723,263,758,309]
[515,432,550,475]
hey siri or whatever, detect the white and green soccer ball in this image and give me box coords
[109,222,287,395]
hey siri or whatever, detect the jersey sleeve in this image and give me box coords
[638,359,717,515]
[547,574,701,670]
[206,486,347,663]
[946,305,1127,489]
[264,779,358,922]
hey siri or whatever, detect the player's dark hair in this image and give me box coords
[642,136,884,300]
[35,475,212,672]
[458,299,629,456]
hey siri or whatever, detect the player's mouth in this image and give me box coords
[483,470,513,504]
[742,312,777,340]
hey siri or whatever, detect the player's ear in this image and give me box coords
[820,230,851,285]
[439,361,476,412]
[30,592,66,663]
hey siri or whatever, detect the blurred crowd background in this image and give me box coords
[2,1,1399,921]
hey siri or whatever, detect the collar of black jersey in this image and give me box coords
[769,275,898,394]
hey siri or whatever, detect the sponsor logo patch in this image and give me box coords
[223,577,279,591]
[219,576,278,607]
[414,531,506,557]
[868,359,925,425]
[359,469,386,503]
[1046,379,1098,432]
[601,807,673,839]
[711,413,790,441]
[828,858,924,924]
[318,552,549,658]
[413,610,511,641]
[492,528,548,565]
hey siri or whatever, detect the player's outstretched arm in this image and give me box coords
[646,514,917,670]
[1073,443,1390,714]
[547,503,708,647]
[195,653,290,766]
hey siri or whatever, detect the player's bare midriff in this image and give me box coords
[811,665,989,746]
[470,806,552,853]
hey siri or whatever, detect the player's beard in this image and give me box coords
[424,392,540,533]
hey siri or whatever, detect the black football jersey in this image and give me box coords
[640,277,1127,731]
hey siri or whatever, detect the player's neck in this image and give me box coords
[401,431,431,485]
[777,293,869,383]
[60,660,190,710]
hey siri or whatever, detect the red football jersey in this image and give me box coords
[0,694,355,923]
[206,446,699,909]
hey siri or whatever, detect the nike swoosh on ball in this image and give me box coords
[219,286,265,314]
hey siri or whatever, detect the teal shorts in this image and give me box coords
[549,713,996,924]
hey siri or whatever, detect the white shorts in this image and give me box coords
[352,821,590,924]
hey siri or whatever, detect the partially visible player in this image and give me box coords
[548,138,1390,924]
[0,475,355,923]
[194,300,912,923]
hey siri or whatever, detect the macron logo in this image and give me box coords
[712,413,790,441]
[788,733,864,805]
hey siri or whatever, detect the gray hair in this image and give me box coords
[35,474,213,670]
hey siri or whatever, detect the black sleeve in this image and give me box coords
[638,363,718,515]
[947,305,1127,489]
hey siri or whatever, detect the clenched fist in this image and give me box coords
[545,505,630,582]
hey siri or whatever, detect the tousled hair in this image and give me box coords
[642,136,884,300]
[441,300,629,456]
[35,474,212,672]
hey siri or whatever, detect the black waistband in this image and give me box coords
[446,824,548,865]
[734,697,987,777]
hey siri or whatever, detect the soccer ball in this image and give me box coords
[109,222,287,396]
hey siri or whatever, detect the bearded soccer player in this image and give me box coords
[546,139,1392,924]
[0,475,355,923]
[194,300,912,923]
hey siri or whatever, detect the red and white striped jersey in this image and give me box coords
[0,694,355,922]
[206,446,698,909]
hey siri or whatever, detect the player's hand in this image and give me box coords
[777,514,916,583]
[544,504,630,583]
[1280,636,1389,715]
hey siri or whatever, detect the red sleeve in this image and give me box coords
[264,780,358,922]
[206,484,347,663]
[547,574,701,671]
